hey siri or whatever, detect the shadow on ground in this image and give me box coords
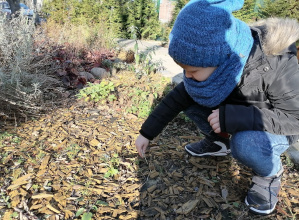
[135,81,299,220]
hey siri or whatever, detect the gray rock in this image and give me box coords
[90,67,110,79]
[112,58,122,63]
[79,72,95,81]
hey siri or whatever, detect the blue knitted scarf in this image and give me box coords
[183,53,245,108]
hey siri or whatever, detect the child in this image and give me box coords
[135,0,299,215]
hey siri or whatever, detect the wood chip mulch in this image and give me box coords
[0,97,298,220]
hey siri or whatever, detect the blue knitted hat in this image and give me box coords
[168,0,254,107]
[169,0,253,67]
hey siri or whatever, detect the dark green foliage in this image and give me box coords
[71,0,101,24]
[257,0,299,20]
[124,0,160,40]
[42,0,74,23]
[233,0,258,23]
[42,0,161,40]
[42,0,298,40]
[140,0,160,39]
[101,0,123,37]
[126,0,143,39]
[169,0,189,27]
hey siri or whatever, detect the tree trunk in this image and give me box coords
[23,0,41,24]
[6,0,21,15]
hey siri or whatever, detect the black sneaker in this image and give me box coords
[245,167,284,215]
[185,136,230,156]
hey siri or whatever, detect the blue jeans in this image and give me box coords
[184,104,291,177]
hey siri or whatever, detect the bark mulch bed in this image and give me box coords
[0,82,298,220]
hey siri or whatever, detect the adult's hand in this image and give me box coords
[208,109,221,133]
[135,134,149,158]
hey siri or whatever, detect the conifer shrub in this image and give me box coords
[233,0,258,23]
[42,0,162,40]
[258,0,299,20]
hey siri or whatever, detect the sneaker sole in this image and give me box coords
[185,145,230,157]
[245,197,276,215]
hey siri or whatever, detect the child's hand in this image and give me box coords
[135,134,149,158]
[208,109,221,133]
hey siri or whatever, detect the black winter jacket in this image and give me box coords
[140,19,299,141]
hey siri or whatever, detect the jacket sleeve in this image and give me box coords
[220,55,299,135]
[140,82,195,140]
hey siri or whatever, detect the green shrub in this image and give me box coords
[42,0,161,40]
[76,80,117,103]
[125,88,157,118]
[257,0,299,20]
[77,71,172,119]
[233,0,258,23]
[103,153,120,178]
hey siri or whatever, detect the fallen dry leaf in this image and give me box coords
[46,204,60,214]
[39,155,51,170]
[32,193,54,199]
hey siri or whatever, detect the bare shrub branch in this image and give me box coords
[0,14,65,122]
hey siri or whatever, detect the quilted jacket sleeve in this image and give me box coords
[140,82,195,140]
[220,54,299,135]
